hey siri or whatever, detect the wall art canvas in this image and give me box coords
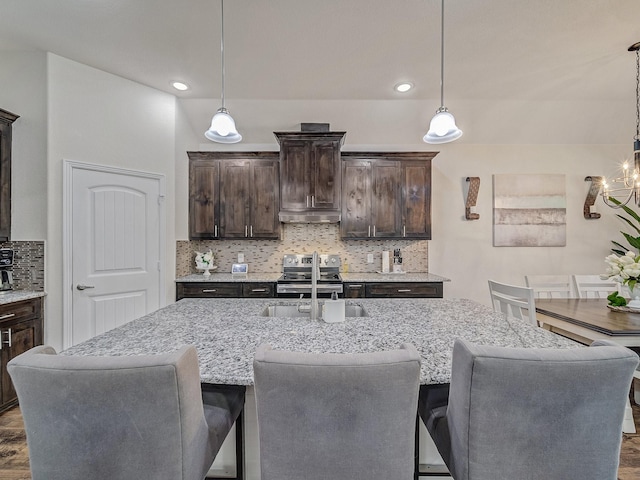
[493,174,566,247]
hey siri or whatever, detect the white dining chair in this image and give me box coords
[488,280,538,326]
[525,274,575,298]
[572,274,619,299]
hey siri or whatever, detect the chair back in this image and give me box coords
[253,343,421,480]
[445,338,639,480]
[525,274,574,298]
[8,345,216,480]
[572,274,619,299]
[488,280,538,326]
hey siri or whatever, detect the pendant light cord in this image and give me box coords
[220,0,226,109]
[439,0,445,107]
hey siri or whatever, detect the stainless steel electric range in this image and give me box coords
[276,254,343,298]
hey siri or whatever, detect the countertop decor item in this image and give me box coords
[195,250,215,277]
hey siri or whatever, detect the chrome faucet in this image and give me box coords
[310,251,319,320]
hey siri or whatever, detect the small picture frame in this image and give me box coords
[231,263,248,275]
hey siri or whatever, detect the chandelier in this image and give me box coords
[601,42,640,208]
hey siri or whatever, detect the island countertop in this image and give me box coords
[62,298,580,386]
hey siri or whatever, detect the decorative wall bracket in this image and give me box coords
[584,176,602,219]
[465,177,480,220]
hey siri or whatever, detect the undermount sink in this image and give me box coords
[260,303,368,318]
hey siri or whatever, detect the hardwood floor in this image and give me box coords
[1,402,640,479]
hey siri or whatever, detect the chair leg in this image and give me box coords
[206,409,245,480]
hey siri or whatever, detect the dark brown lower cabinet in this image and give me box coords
[343,282,443,298]
[176,282,275,301]
[0,297,44,412]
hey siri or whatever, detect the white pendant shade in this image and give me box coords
[205,108,242,143]
[423,107,463,144]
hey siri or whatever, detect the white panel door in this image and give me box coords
[67,163,163,346]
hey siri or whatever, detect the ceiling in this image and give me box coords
[1,0,639,105]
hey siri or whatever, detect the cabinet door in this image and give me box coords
[1,320,38,405]
[401,161,431,239]
[341,160,371,238]
[220,161,250,238]
[250,160,280,239]
[280,141,312,211]
[371,161,401,237]
[312,140,341,210]
[189,160,219,239]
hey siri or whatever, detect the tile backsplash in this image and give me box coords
[176,224,427,277]
[0,240,45,291]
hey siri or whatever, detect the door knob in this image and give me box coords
[76,284,95,290]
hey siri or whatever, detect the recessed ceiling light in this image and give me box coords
[171,81,189,91]
[394,82,413,93]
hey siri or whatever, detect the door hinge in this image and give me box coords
[157,261,161,271]
[158,194,166,205]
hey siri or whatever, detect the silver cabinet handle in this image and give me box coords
[311,195,315,208]
[368,225,371,237]
[245,225,248,237]
[250,225,253,237]
[77,284,95,290]
[251,288,267,293]
[215,225,218,237]
[0,313,15,320]
[403,225,406,237]
[306,195,310,208]
[202,289,217,293]
[397,289,412,293]
[373,225,376,237]
[348,284,363,288]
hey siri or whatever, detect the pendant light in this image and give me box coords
[423,0,462,144]
[601,42,640,208]
[205,0,242,143]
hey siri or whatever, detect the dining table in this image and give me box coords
[535,298,640,347]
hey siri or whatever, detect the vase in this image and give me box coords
[627,285,640,309]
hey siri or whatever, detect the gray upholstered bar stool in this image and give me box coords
[8,345,245,480]
[253,343,421,480]
[418,338,639,480]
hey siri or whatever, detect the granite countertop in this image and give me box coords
[176,273,281,283]
[341,272,450,282]
[0,290,46,305]
[63,297,580,386]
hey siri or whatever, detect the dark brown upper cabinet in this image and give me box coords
[188,152,280,240]
[341,152,437,239]
[274,132,346,218]
[0,109,19,242]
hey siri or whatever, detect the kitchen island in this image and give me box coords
[61,297,580,479]
[63,297,579,384]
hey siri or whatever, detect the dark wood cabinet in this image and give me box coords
[341,152,436,239]
[0,109,19,242]
[176,282,276,300]
[344,281,442,298]
[275,132,346,216]
[188,152,280,240]
[0,297,44,412]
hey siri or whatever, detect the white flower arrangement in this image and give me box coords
[602,251,640,290]
[195,250,214,269]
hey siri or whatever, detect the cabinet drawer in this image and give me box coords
[365,282,443,298]
[242,283,275,298]
[0,299,38,325]
[343,283,365,298]
[177,283,242,299]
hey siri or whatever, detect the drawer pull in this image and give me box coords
[0,313,15,320]
[251,289,267,293]
[348,284,363,288]
[202,289,217,293]
[397,289,412,293]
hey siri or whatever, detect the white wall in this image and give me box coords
[0,51,47,240]
[47,54,177,350]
